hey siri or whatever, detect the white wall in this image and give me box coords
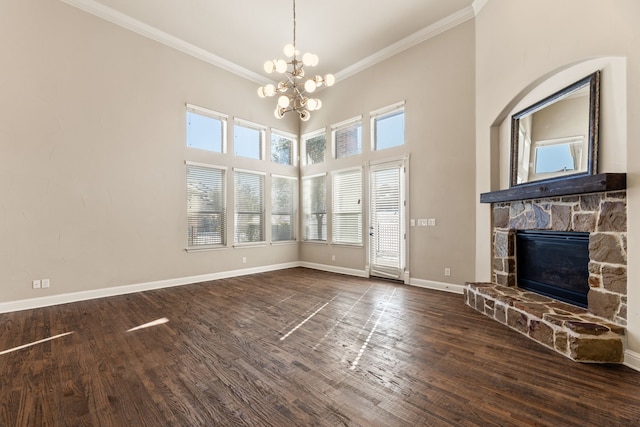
[0,0,300,305]
[474,0,640,367]
[299,19,477,286]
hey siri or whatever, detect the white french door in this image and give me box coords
[369,159,406,280]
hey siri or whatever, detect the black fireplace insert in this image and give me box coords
[515,230,590,307]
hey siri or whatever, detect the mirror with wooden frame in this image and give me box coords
[510,71,600,187]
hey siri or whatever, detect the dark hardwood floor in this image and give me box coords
[1,267,639,426]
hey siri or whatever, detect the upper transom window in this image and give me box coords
[332,116,362,159]
[234,119,265,160]
[371,102,405,151]
[186,104,227,153]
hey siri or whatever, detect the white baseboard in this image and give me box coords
[409,277,465,294]
[0,262,300,314]
[624,349,640,373]
[0,262,463,314]
[298,262,369,278]
[301,263,463,295]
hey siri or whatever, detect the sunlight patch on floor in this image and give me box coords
[351,288,397,370]
[0,331,74,355]
[280,296,337,341]
[127,317,169,332]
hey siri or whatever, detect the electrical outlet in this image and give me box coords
[332,255,336,261]
[242,257,247,264]
[428,218,436,226]
[33,280,41,289]
[444,268,451,277]
[410,219,415,227]
[42,278,50,288]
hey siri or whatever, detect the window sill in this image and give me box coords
[271,240,298,246]
[233,242,267,249]
[185,245,227,253]
[331,243,364,248]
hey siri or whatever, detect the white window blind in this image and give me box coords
[271,175,297,241]
[234,170,265,243]
[186,164,226,247]
[332,168,362,245]
[370,166,402,275]
[302,174,326,241]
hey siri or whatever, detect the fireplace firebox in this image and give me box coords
[515,230,589,308]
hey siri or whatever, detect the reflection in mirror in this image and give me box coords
[534,136,583,174]
[510,71,600,186]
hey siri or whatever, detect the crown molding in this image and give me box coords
[334,5,476,82]
[473,0,489,15]
[59,0,271,85]
[60,0,484,87]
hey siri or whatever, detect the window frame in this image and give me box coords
[270,129,297,166]
[186,104,228,153]
[233,118,266,160]
[186,161,227,251]
[302,173,327,243]
[271,174,298,243]
[331,116,363,159]
[370,101,405,151]
[233,168,266,246]
[301,128,327,166]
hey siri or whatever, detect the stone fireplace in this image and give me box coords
[466,174,628,363]
[492,191,627,323]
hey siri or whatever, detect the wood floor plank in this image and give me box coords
[1,267,640,426]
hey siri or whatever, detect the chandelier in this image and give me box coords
[257,0,335,121]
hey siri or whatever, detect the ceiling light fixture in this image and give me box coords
[257,0,335,122]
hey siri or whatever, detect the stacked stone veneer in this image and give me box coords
[465,191,627,363]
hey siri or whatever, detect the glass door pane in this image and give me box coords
[370,163,404,279]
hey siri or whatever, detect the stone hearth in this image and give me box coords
[465,283,625,362]
[468,189,627,363]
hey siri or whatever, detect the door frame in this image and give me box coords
[366,155,410,283]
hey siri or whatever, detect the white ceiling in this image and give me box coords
[62,0,481,84]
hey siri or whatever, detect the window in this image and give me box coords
[234,170,265,244]
[302,130,326,165]
[186,104,227,153]
[302,174,326,241]
[234,120,265,160]
[271,131,296,165]
[372,102,405,150]
[186,163,226,248]
[272,175,297,242]
[332,168,363,245]
[332,117,362,158]
[534,137,583,173]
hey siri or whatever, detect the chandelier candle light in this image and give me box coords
[257,0,335,121]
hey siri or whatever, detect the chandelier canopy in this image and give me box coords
[257,0,335,121]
